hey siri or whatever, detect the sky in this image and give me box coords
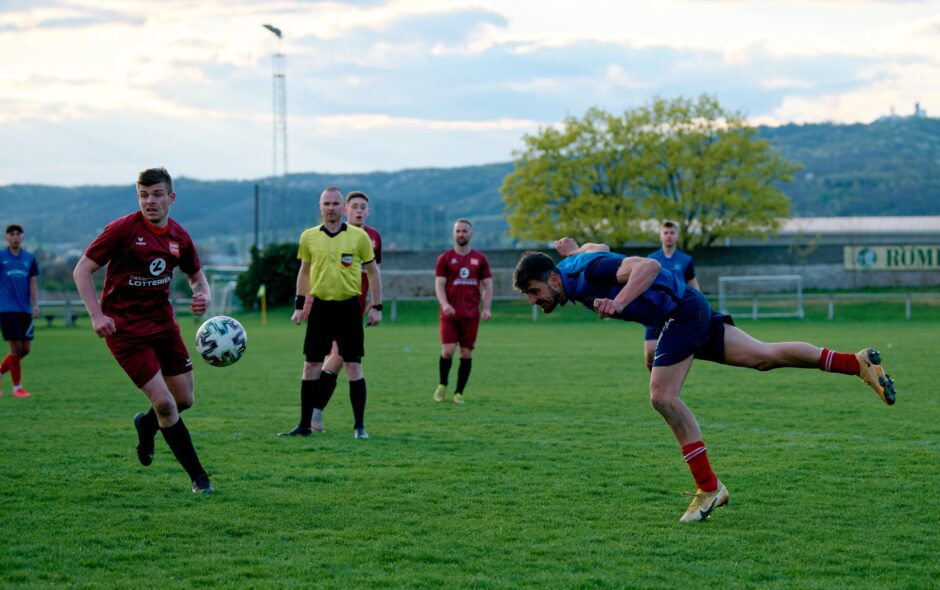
[1,0,938,186]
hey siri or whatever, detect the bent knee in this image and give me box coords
[649,390,680,414]
[152,397,179,417]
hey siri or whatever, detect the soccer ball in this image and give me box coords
[195,315,247,367]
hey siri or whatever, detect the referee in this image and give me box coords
[280,186,382,439]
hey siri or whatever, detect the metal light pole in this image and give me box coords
[262,24,287,244]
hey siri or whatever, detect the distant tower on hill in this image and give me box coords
[913,102,927,118]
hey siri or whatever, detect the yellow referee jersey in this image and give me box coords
[297,223,376,301]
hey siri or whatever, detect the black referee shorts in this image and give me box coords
[304,297,364,363]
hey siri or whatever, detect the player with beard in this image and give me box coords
[433,219,492,404]
[513,242,896,522]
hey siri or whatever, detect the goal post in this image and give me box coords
[717,275,804,319]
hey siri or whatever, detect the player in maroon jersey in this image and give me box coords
[433,219,492,404]
[73,167,214,494]
[313,191,383,433]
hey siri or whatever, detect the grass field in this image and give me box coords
[2,301,938,588]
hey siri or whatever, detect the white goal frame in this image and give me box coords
[717,275,804,319]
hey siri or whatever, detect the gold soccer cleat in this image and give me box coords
[856,348,896,405]
[680,481,729,523]
[433,384,445,402]
[452,393,464,405]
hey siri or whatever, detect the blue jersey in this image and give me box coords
[0,248,39,313]
[556,252,686,328]
[648,248,695,284]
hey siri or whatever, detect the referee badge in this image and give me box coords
[341,253,354,267]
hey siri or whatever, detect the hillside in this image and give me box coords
[2,117,938,257]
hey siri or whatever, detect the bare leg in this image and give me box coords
[322,341,343,375]
[648,355,701,446]
[722,325,820,371]
[140,371,181,428]
[643,339,656,372]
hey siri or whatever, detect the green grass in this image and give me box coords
[2,302,938,588]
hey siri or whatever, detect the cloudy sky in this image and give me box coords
[1,0,938,186]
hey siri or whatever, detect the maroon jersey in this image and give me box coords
[358,225,382,310]
[85,211,200,337]
[435,248,491,319]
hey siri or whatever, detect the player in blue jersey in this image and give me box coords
[646,222,699,371]
[0,224,40,398]
[513,243,896,523]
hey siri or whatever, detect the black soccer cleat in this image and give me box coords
[133,412,155,466]
[192,474,214,494]
[278,426,312,437]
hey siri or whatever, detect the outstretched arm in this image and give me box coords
[554,237,610,257]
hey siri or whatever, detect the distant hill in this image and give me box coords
[3,116,938,259]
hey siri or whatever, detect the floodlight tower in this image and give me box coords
[263,24,288,243]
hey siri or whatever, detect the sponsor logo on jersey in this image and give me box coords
[459,267,470,279]
[149,258,167,276]
[341,253,354,267]
[169,242,180,256]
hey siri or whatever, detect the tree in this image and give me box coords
[502,95,801,250]
[234,243,300,310]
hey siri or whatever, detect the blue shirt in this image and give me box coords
[556,252,686,328]
[0,248,39,313]
[648,248,696,284]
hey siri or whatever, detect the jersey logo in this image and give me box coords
[470,259,479,266]
[136,236,147,246]
[169,242,180,256]
[451,258,457,264]
[459,267,470,279]
[341,253,354,267]
[149,258,167,276]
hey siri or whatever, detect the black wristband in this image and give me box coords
[295,295,306,310]
[371,304,383,311]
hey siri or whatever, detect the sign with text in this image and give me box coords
[844,246,940,271]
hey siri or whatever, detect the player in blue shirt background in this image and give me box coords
[514,243,896,523]
[646,221,699,371]
[0,224,40,398]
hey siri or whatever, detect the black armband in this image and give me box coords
[295,295,306,310]
[371,304,383,311]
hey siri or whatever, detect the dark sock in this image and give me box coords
[439,356,452,385]
[160,418,207,481]
[455,358,472,394]
[142,408,160,435]
[349,379,366,429]
[300,379,319,427]
[319,370,338,409]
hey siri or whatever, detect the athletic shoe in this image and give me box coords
[433,384,445,402]
[133,412,155,467]
[354,427,369,439]
[310,408,325,433]
[680,480,729,523]
[453,393,464,405]
[191,474,214,494]
[278,426,312,437]
[856,348,896,405]
[11,388,31,398]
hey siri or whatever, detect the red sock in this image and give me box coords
[819,348,860,375]
[0,353,12,374]
[682,440,718,492]
[9,355,21,386]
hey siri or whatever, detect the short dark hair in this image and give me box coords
[454,218,472,228]
[346,191,370,203]
[513,251,558,291]
[661,220,678,230]
[5,224,23,235]
[137,167,173,193]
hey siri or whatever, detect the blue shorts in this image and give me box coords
[652,289,734,367]
[0,312,34,341]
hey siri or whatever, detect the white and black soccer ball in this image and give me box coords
[195,315,247,367]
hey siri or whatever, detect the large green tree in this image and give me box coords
[502,95,801,250]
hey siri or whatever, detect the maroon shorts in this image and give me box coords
[439,315,480,349]
[106,324,193,388]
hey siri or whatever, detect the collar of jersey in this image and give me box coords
[319,222,347,237]
[140,213,170,235]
